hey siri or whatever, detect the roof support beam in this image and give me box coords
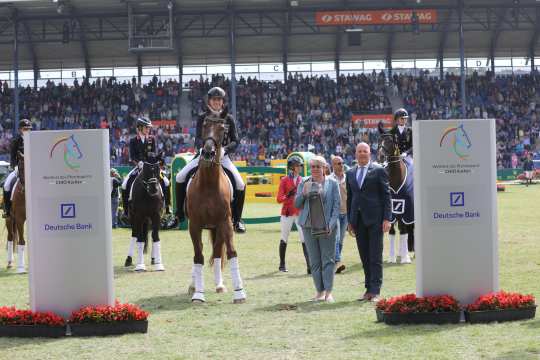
[437,9,453,79]
[67,4,91,78]
[22,21,39,89]
[282,0,289,83]
[488,8,507,73]
[528,7,540,72]
[386,32,394,79]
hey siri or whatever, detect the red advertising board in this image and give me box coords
[152,120,177,127]
[315,9,438,26]
[352,114,393,128]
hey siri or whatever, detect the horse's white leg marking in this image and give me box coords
[213,258,226,292]
[16,244,26,274]
[152,242,165,271]
[230,257,246,303]
[134,241,146,271]
[388,234,397,263]
[191,263,205,302]
[127,237,136,257]
[400,233,411,264]
[7,241,14,264]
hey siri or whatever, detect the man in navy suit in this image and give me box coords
[346,142,392,302]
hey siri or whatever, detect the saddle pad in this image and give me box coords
[187,173,234,202]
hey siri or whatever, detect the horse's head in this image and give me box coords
[140,158,161,197]
[377,122,400,164]
[17,151,25,187]
[200,115,226,167]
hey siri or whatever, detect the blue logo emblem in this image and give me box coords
[450,192,464,207]
[60,203,76,219]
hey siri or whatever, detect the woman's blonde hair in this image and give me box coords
[309,155,327,168]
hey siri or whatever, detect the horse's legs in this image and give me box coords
[408,224,415,253]
[151,214,165,271]
[210,228,226,293]
[16,219,26,274]
[398,220,411,264]
[6,217,13,268]
[189,222,205,303]
[124,225,137,267]
[134,217,147,272]
[387,223,397,263]
[220,222,246,303]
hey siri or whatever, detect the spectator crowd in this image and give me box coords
[0,70,539,168]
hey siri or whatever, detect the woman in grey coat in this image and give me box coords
[295,155,341,302]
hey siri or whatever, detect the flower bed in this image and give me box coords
[376,294,461,325]
[0,306,66,337]
[465,291,536,324]
[69,301,149,336]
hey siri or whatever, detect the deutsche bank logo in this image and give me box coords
[60,203,76,219]
[391,199,405,214]
[450,192,465,207]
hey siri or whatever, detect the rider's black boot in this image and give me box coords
[3,190,11,218]
[279,240,288,272]
[175,181,186,222]
[233,189,246,233]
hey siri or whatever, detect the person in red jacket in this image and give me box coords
[276,155,310,273]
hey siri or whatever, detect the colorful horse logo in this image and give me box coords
[439,124,472,160]
[50,134,83,171]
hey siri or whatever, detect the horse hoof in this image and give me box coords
[153,263,165,272]
[6,263,12,269]
[192,299,205,305]
[216,286,227,293]
[233,298,246,304]
[16,268,27,274]
[134,264,147,272]
[124,256,133,267]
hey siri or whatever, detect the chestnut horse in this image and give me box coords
[7,152,27,273]
[378,124,414,264]
[186,114,246,304]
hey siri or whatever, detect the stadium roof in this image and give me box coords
[0,0,539,71]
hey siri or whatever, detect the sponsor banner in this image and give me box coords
[315,9,438,26]
[26,130,114,318]
[413,119,498,305]
[352,114,393,128]
[152,120,177,127]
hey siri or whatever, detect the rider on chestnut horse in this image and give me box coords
[175,87,246,233]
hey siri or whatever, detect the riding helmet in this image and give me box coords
[136,116,152,128]
[19,118,32,129]
[287,155,304,169]
[394,108,409,121]
[207,87,226,100]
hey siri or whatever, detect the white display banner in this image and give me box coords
[413,119,498,305]
[25,130,114,318]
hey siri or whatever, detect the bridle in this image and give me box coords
[140,162,160,197]
[378,133,401,165]
[199,117,225,166]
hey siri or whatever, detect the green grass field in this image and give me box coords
[0,185,539,360]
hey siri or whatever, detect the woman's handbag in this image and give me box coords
[308,181,329,236]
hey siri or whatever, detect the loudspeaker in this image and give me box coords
[347,32,362,46]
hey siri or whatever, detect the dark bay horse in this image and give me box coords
[378,124,414,264]
[8,152,27,273]
[186,114,246,304]
[128,156,165,272]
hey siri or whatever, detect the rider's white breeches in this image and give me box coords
[3,169,18,192]
[175,151,245,190]
[121,167,138,190]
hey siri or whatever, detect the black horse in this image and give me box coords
[378,123,415,264]
[125,155,165,272]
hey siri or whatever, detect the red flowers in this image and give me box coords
[376,294,460,314]
[466,291,536,312]
[0,306,65,327]
[69,301,149,324]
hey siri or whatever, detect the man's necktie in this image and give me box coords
[357,166,365,189]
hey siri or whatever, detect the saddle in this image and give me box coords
[186,167,234,202]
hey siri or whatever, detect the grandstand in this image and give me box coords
[0,0,539,173]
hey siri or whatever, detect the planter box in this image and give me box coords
[0,325,66,338]
[375,309,384,323]
[70,320,148,337]
[383,311,461,325]
[465,306,536,324]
